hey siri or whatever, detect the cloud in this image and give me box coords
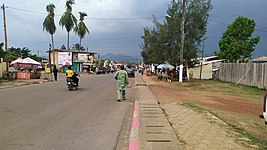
[0,0,266,58]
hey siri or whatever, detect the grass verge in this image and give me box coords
[182,102,267,150]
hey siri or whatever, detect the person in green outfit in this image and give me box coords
[114,65,129,102]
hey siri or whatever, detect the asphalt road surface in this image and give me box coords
[0,74,135,150]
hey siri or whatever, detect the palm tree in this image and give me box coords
[43,3,56,66]
[74,12,90,51]
[59,0,77,50]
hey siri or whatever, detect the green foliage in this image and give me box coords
[74,12,90,50]
[72,43,85,51]
[30,54,44,62]
[59,0,77,32]
[7,47,43,63]
[59,0,77,50]
[43,4,56,35]
[218,16,260,62]
[61,45,66,49]
[141,0,211,65]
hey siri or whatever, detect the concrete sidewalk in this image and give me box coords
[135,73,180,150]
[136,73,257,150]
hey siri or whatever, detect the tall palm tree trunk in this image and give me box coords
[67,32,70,50]
[79,37,82,51]
[51,34,55,66]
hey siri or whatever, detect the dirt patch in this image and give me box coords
[149,84,261,116]
[147,78,267,147]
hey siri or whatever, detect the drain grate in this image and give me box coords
[146,125,165,127]
[144,112,161,114]
[146,132,167,134]
[143,116,160,118]
[147,140,171,143]
[140,104,158,106]
[140,107,158,108]
[142,109,159,111]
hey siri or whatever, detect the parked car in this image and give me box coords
[126,68,135,78]
[96,68,104,74]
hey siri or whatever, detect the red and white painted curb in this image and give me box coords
[128,100,140,150]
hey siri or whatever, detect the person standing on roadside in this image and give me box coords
[53,65,58,81]
[114,65,129,102]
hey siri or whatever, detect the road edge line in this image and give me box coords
[128,99,139,150]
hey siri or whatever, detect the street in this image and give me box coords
[0,74,135,150]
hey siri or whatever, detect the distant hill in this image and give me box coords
[101,53,140,63]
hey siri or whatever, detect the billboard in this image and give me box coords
[58,52,72,66]
[78,53,89,62]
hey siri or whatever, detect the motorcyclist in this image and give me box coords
[66,66,79,87]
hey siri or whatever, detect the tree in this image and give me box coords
[30,54,44,62]
[72,43,85,51]
[61,45,66,49]
[43,3,56,65]
[218,16,260,62]
[74,12,90,51]
[141,0,211,67]
[7,47,43,62]
[59,0,77,50]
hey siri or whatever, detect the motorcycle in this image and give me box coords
[259,91,267,125]
[66,77,78,91]
[66,72,79,91]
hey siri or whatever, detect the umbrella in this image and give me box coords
[157,64,174,69]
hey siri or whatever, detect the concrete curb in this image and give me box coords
[128,76,140,150]
[128,100,140,150]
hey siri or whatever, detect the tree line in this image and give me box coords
[141,0,260,66]
[0,0,90,63]
[0,44,44,63]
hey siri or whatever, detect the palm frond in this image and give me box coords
[46,4,55,13]
[43,3,56,35]
[66,0,75,12]
[78,12,87,21]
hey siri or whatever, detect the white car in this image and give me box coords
[260,92,267,125]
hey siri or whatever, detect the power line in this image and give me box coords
[212,0,224,10]
[8,6,48,15]
[208,19,267,33]
[208,19,229,25]
[10,35,141,44]
[7,6,164,21]
[84,16,164,21]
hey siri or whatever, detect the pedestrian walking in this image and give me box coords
[140,67,144,76]
[53,65,58,81]
[114,65,129,102]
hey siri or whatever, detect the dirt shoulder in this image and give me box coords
[147,76,267,149]
[0,79,50,89]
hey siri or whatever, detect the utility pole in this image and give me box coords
[48,44,52,80]
[179,0,185,83]
[2,4,9,80]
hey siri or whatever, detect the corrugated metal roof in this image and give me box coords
[252,56,267,62]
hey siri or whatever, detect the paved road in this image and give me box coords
[0,74,135,150]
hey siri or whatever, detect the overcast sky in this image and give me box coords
[0,0,266,58]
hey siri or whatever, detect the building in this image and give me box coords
[48,49,97,72]
[189,56,224,79]
[251,56,267,63]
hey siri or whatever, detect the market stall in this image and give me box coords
[10,57,41,79]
